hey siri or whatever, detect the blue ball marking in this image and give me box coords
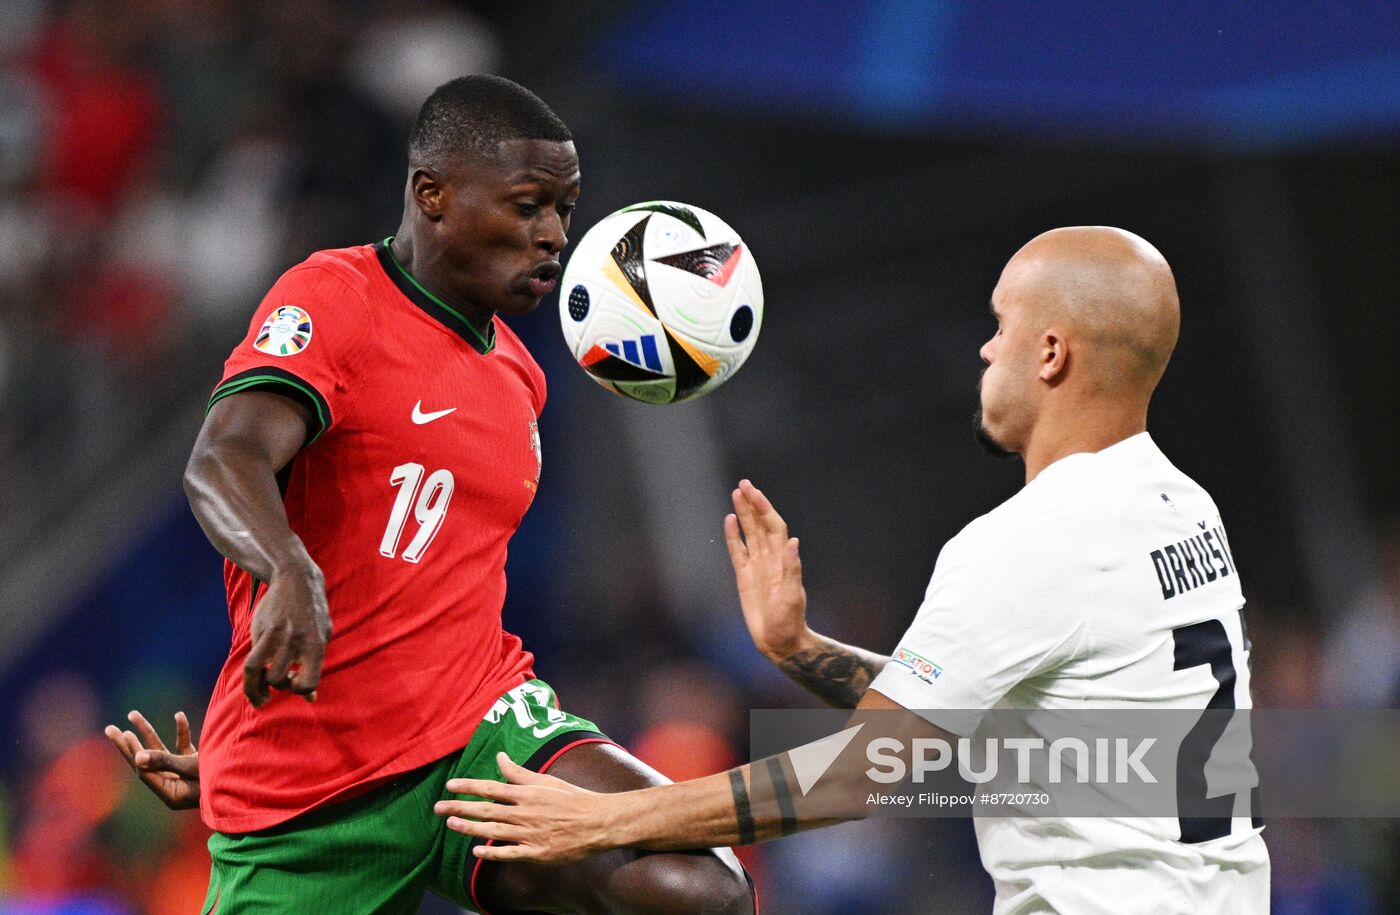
[568,284,591,321]
[729,304,754,342]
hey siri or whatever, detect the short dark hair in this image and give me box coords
[408,75,571,164]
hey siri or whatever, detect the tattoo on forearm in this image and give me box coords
[729,768,756,845]
[778,644,883,709]
[766,757,798,836]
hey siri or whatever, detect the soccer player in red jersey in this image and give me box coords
[104,76,753,914]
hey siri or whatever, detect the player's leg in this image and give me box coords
[469,741,755,915]
[430,679,753,914]
[202,759,449,914]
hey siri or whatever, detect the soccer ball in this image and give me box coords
[558,201,763,404]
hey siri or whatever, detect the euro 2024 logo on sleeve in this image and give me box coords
[894,647,943,685]
[254,306,313,356]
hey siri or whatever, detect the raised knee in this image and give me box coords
[613,852,753,915]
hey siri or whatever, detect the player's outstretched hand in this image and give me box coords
[725,479,811,662]
[104,710,200,810]
[436,753,614,863]
[243,563,332,708]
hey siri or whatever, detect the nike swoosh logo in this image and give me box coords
[411,401,457,424]
[532,720,571,739]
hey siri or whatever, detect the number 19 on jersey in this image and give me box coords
[379,462,455,563]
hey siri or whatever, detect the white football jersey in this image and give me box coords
[869,433,1269,914]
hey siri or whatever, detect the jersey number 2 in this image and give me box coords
[379,462,455,562]
[1172,612,1262,843]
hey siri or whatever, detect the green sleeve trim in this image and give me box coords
[208,369,332,446]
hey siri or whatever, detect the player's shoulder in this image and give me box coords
[491,319,548,408]
[1083,432,1223,526]
[490,320,544,374]
[490,316,530,356]
[1035,433,1179,511]
[277,244,379,301]
[254,244,383,343]
[955,435,1171,554]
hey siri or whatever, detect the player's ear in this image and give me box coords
[409,165,448,222]
[1039,329,1067,383]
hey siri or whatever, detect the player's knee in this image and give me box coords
[613,852,753,915]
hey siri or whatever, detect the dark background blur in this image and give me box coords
[1,1,1397,912]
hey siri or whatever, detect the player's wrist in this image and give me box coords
[269,547,322,584]
[763,625,820,664]
[596,788,649,850]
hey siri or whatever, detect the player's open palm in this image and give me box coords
[725,479,809,662]
[105,710,200,810]
[245,566,333,708]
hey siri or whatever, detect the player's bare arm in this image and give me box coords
[436,687,940,861]
[727,479,889,708]
[185,391,332,707]
[776,632,888,710]
[104,709,200,810]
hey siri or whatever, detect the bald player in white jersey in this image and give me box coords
[433,227,1271,914]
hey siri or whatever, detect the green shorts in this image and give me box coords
[202,679,611,914]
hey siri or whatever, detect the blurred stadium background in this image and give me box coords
[1,1,1398,912]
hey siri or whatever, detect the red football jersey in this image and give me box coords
[199,240,542,833]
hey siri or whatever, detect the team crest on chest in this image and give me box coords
[254,306,313,356]
[526,415,542,492]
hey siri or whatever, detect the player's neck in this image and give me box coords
[388,232,496,336]
[1021,404,1148,483]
